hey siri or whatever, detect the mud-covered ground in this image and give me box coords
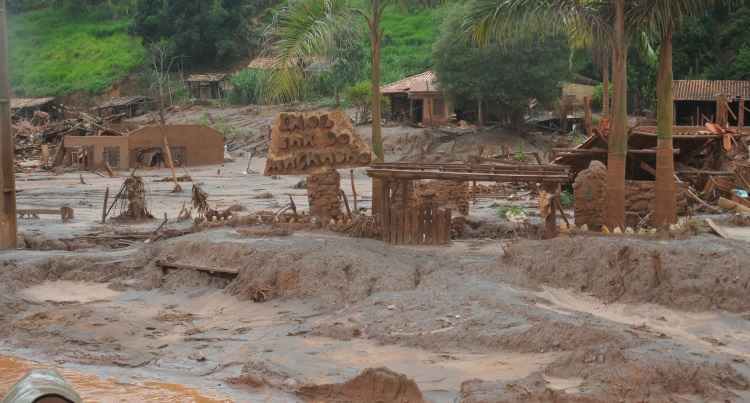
[5,109,750,401]
[2,228,750,402]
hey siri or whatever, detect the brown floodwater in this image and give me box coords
[0,356,232,403]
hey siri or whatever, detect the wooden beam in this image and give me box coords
[366,169,570,183]
[553,148,680,155]
[0,0,16,249]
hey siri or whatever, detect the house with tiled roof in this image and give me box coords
[673,80,750,126]
[380,70,452,126]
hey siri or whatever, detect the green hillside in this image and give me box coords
[378,5,445,84]
[8,8,146,97]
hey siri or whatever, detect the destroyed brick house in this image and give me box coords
[59,125,225,171]
[381,70,453,126]
[555,89,750,228]
[185,74,230,100]
[94,96,152,119]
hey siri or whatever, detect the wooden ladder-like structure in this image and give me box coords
[367,162,571,245]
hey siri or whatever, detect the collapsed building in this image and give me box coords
[11,97,61,120]
[94,96,152,120]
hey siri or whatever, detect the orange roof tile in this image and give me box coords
[673,80,750,101]
[381,70,440,94]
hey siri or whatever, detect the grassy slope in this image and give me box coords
[8,8,146,97]
[377,5,445,84]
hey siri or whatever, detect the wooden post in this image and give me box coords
[101,187,110,224]
[717,94,729,128]
[739,97,745,134]
[41,144,49,168]
[0,0,17,249]
[541,182,559,239]
[350,169,358,212]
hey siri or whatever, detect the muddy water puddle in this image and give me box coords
[0,356,232,403]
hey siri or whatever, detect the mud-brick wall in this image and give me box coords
[626,180,688,223]
[128,125,224,168]
[414,180,470,215]
[574,161,688,229]
[307,169,342,219]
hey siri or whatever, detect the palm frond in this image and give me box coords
[263,0,352,102]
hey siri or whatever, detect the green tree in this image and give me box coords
[132,0,276,66]
[434,4,570,128]
[465,0,630,229]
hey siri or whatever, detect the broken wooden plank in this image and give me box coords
[155,260,239,275]
[706,218,730,239]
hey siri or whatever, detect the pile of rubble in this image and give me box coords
[12,110,136,173]
[556,122,750,220]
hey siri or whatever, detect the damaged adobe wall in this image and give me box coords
[574,161,687,228]
[414,180,470,215]
[307,168,342,220]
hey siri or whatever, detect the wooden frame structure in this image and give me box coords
[367,162,571,244]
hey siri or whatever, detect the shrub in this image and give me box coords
[228,69,267,105]
[343,80,390,123]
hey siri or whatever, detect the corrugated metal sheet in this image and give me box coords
[381,70,439,94]
[673,80,750,101]
[10,97,55,110]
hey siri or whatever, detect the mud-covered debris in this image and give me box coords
[298,367,425,403]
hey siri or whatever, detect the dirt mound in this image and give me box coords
[298,368,425,403]
[461,344,749,403]
[461,373,600,403]
[0,252,148,293]
[546,345,749,402]
[500,236,750,312]
[150,238,423,305]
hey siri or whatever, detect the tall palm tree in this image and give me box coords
[629,0,723,227]
[465,0,629,228]
[265,0,437,163]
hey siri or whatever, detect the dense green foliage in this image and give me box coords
[9,0,750,108]
[8,7,145,96]
[377,5,444,84]
[227,69,267,104]
[132,0,277,66]
[433,4,570,125]
[672,1,750,80]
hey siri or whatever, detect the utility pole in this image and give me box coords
[0,0,17,249]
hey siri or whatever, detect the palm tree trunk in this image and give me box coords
[602,56,610,117]
[369,0,384,163]
[654,28,677,227]
[606,0,627,230]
